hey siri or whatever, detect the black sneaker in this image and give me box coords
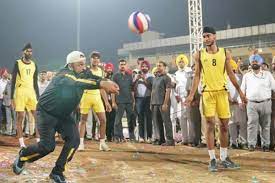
[248,145,255,152]
[12,149,25,175]
[238,143,248,150]
[49,172,67,183]
[230,144,238,149]
[262,146,270,152]
[197,143,207,148]
[114,138,121,144]
[208,159,218,172]
[220,157,240,169]
[161,140,175,146]
[152,140,160,145]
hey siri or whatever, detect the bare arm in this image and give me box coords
[100,89,109,105]
[185,52,201,104]
[163,88,171,105]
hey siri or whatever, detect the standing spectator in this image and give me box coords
[104,63,116,142]
[173,54,193,145]
[0,68,9,133]
[151,61,175,146]
[189,64,202,146]
[240,54,275,152]
[11,43,40,147]
[112,59,135,142]
[134,60,153,143]
[78,51,112,151]
[228,60,247,149]
[271,57,275,151]
[3,72,16,135]
[38,71,50,96]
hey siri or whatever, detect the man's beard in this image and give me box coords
[106,71,113,76]
[141,69,148,73]
[24,54,32,60]
[252,64,260,70]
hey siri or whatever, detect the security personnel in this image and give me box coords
[11,43,39,147]
[12,51,119,183]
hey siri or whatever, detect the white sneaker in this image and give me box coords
[20,144,26,148]
[78,143,85,151]
[139,138,145,143]
[99,142,111,151]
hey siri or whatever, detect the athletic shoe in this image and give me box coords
[262,146,270,152]
[230,143,238,149]
[12,149,25,175]
[208,159,218,172]
[161,140,175,146]
[248,145,255,152]
[146,138,152,144]
[49,172,67,183]
[99,142,111,151]
[139,138,145,143]
[220,157,240,169]
[78,144,85,151]
[197,143,207,148]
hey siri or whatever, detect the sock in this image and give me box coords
[19,138,25,147]
[36,138,40,142]
[220,147,228,161]
[80,138,84,145]
[208,149,216,160]
[100,139,105,143]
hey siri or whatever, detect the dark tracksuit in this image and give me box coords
[19,67,101,175]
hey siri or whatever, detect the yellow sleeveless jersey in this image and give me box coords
[16,59,36,89]
[84,67,104,95]
[200,47,227,92]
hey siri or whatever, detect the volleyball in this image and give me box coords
[128,11,151,34]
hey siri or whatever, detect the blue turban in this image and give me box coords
[249,54,264,64]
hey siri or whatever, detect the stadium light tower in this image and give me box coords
[77,0,80,50]
[188,0,203,64]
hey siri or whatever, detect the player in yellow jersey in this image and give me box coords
[11,43,40,147]
[78,51,112,151]
[185,27,247,172]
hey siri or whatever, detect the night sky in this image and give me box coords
[0,0,274,71]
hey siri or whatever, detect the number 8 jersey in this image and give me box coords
[200,47,228,92]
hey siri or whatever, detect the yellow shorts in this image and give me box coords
[14,87,37,112]
[80,92,105,114]
[202,90,231,119]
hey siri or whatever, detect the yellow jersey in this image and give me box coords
[200,47,227,92]
[84,67,104,95]
[15,59,36,89]
[11,58,39,100]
